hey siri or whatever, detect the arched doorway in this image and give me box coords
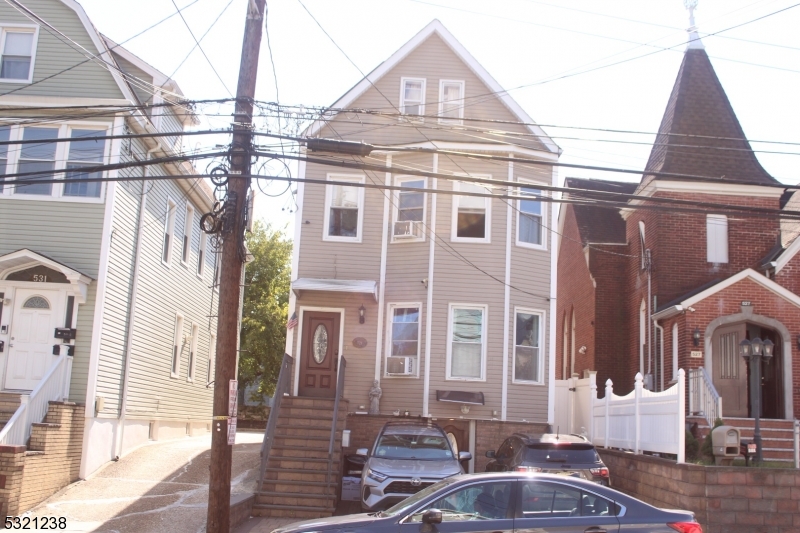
[710,321,785,419]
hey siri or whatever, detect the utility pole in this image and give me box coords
[206,1,265,531]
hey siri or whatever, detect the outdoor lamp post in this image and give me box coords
[739,337,774,464]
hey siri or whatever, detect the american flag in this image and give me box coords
[286,312,298,330]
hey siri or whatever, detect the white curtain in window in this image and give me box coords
[706,214,728,263]
[451,308,483,378]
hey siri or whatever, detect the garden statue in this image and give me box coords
[368,380,382,415]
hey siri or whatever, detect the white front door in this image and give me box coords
[5,289,61,390]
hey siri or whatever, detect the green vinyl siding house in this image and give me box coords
[0,0,218,492]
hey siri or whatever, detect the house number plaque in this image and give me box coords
[690,350,703,358]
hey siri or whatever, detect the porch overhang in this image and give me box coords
[0,249,93,304]
[291,278,378,302]
[652,305,684,321]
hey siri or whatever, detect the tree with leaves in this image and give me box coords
[238,221,292,399]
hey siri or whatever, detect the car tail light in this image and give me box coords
[516,466,542,472]
[590,467,609,478]
[667,522,703,533]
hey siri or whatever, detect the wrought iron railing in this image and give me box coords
[0,352,73,446]
[689,367,722,426]
[257,353,293,491]
[326,357,346,486]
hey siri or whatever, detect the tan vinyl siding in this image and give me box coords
[0,0,124,99]
[95,139,217,421]
[317,33,544,151]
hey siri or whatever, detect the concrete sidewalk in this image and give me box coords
[27,431,263,532]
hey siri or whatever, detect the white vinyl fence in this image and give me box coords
[554,369,686,463]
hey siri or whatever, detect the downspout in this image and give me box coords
[115,145,158,458]
[646,249,653,389]
[655,321,665,392]
[422,154,438,417]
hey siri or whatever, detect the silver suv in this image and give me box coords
[357,421,472,511]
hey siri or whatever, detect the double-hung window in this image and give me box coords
[15,127,57,195]
[182,203,195,265]
[517,183,544,248]
[707,214,728,263]
[447,304,487,380]
[0,27,38,83]
[386,305,421,376]
[393,176,426,241]
[513,309,543,384]
[198,231,207,277]
[439,80,464,124]
[188,323,199,382]
[171,313,184,378]
[452,180,491,242]
[163,198,177,265]
[324,175,364,241]
[400,77,425,119]
[0,125,9,193]
[64,129,106,198]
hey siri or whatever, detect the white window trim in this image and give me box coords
[384,302,422,378]
[399,77,426,120]
[208,332,216,384]
[391,175,427,243]
[451,178,492,244]
[446,303,488,382]
[511,307,546,385]
[639,221,646,271]
[706,214,729,264]
[438,79,465,125]
[197,231,207,279]
[182,203,194,266]
[515,179,547,250]
[171,312,184,379]
[322,174,365,243]
[0,24,40,85]
[187,323,199,382]
[163,197,177,267]
[2,121,110,203]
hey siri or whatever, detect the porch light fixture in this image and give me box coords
[762,338,774,362]
[739,338,751,358]
[751,337,763,356]
[692,327,701,347]
[739,336,771,465]
[359,304,366,324]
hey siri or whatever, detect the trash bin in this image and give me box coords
[344,453,366,476]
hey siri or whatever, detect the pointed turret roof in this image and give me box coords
[641,48,777,186]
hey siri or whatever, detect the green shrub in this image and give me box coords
[685,431,700,462]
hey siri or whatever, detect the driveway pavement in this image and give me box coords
[28,431,269,533]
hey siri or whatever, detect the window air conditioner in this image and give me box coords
[386,356,414,375]
[393,220,423,239]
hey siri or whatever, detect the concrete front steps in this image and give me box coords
[688,416,796,462]
[0,392,23,433]
[253,396,348,519]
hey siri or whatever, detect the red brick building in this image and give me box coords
[556,41,799,424]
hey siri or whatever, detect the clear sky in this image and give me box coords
[76,0,800,235]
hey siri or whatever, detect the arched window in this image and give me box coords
[672,323,679,382]
[639,300,646,375]
[562,313,568,379]
[23,296,50,309]
[570,310,576,378]
[639,221,646,271]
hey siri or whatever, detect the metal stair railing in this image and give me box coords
[0,352,73,446]
[326,357,346,488]
[689,367,722,426]
[257,353,293,491]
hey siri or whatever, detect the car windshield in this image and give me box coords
[374,431,454,460]
[524,444,601,464]
[381,477,461,517]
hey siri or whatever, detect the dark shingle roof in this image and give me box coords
[564,178,637,244]
[642,49,777,186]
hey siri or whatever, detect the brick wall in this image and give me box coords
[0,402,85,518]
[599,449,800,533]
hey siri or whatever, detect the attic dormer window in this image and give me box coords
[0,28,37,83]
[400,77,425,119]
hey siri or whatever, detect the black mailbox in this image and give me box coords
[0,340,4,353]
[67,345,74,356]
[54,328,76,340]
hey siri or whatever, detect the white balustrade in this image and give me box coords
[688,367,722,426]
[0,353,73,446]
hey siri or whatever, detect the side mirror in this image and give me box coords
[356,448,369,456]
[458,451,472,462]
[485,450,496,458]
[422,509,442,525]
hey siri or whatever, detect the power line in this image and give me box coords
[170,0,233,96]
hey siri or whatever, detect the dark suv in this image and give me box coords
[484,433,610,486]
